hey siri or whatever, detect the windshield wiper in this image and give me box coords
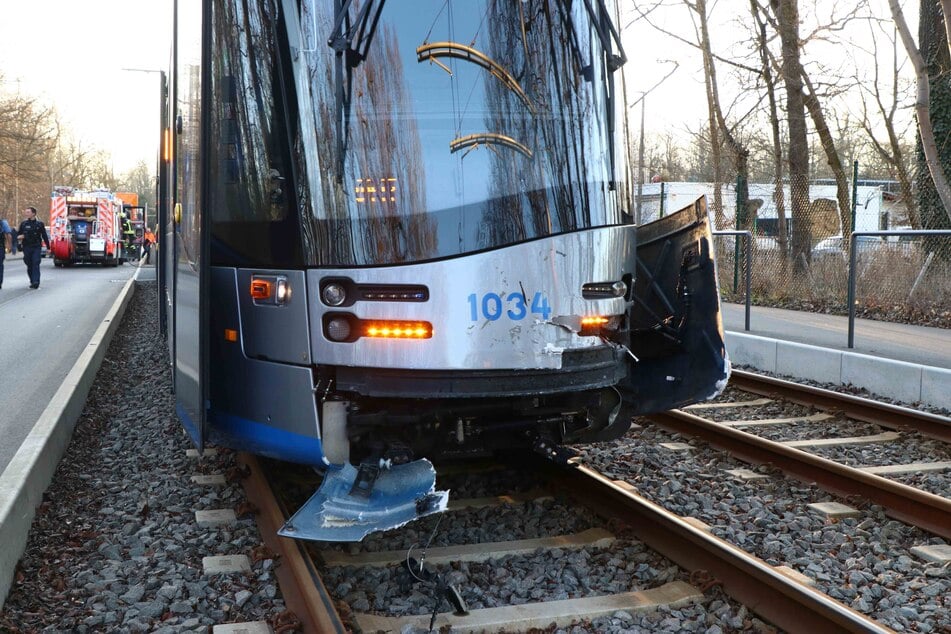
[570,0,627,191]
[327,0,386,65]
[579,0,627,72]
[326,0,387,181]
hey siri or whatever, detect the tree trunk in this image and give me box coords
[772,0,811,273]
[751,0,788,257]
[696,0,750,230]
[704,84,725,228]
[891,0,951,226]
[942,0,951,62]
[801,72,852,242]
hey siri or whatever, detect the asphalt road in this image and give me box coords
[0,255,141,473]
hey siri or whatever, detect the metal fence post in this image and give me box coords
[714,230,752,332]
[850,160,858,234]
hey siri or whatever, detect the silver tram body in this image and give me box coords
[157,0,730,541]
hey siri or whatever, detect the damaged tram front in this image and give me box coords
[160,0,729,542]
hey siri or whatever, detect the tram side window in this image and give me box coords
[208,0,303,267]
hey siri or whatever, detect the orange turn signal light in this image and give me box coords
[250,279,272,300]
[363,321,433,339]
[224,328,238,342]
[579,315,612,337]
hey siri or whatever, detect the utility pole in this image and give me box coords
[636,95,645,225]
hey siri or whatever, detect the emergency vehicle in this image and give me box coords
[49,187,129,266]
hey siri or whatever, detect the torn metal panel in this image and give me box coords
[619,197,731,415]
[279,459,449,542]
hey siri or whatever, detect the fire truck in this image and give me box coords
[49,187,129,266]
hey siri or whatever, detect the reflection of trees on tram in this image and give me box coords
[346,26,434,264]
[302,1,434,265]
[209,0,305,266]
[478,0,608,247]
[295,0,622,265]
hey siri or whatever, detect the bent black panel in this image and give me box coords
[620,197,728,414]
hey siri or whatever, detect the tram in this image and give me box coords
[157,0,730,541]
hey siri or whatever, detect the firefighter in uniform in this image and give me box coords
[17,206,50,289]
[120,211,136,259]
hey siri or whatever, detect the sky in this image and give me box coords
[0,0,172,174]
[0,0,920,177]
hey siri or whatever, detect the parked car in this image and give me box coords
[812,234,892,261]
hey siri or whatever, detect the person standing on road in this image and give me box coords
[17,207,50,289]
[142,227,156,264]
[0,216,15,290]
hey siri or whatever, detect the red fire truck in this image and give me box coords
[49,187,129,266]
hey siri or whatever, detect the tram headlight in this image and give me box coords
[326,316,352,342]
[322,282,347,306]
[582,280,627,299]
[275,278,291,304]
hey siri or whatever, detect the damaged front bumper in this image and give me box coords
[278,458,449,542]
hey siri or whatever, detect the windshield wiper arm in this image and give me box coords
[327,0,386,66]
[326,0,387,181]
[579,0,627,71]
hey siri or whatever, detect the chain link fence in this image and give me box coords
[636,174,951,329]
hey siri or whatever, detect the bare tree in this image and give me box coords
[118,160,157,211]
[692,0,751,230]
[49,139,102,189]
[889,0,951,225]
[771,0,812,272]
[632,0,761,228]
[0,91,59,214]
[800,72,853,240]
[856,15,918,228]
[750,0,788,256]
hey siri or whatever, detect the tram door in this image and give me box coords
[171,0,209,451]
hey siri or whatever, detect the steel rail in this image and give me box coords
[730,369,951,443]
[647,408,951,540]
[544,461,892,634]
[237,454,349,634]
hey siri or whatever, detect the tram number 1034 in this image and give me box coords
[467,291,552,322]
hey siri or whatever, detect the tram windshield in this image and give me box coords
[208,0,628,267]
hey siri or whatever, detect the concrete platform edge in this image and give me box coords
[726,331,951,411]
[0,277,137,611]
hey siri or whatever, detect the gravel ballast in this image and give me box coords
[0,282,287,633]
[574,422,951,633]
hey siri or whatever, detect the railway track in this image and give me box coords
[660,369,951,539]
[236,449,891,633]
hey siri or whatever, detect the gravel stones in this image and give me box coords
[575,418,951,632]
[0,282,287,632]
